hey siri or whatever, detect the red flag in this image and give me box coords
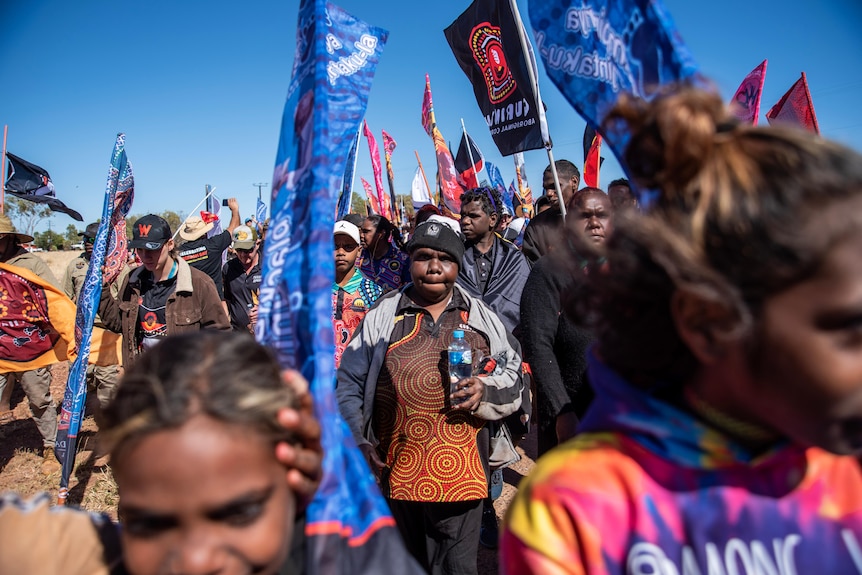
[200,210,219,224]
[362,121,392,219]
[360,177,380,215]
[766,72,820,134]
[583,125,602,188]
[421,74,434,137]
[730,59,768,125]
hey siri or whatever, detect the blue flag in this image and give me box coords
[485,160,513,214]
[56,133,134,503]
[529,0,699,171]
[255,196,267,227]
[336,124,361,219]
[256,1,421,572]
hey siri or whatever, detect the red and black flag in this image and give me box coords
[4,152,82,220]
[444,0,546,156]
[454,130,485,189]
[766,72,820,134]
[582,125,603,188]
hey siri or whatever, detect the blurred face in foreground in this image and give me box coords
[735,230,862,455]
[115,414,295,575]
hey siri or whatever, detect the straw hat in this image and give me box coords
[179,215,214,241]
[0,214,34,244]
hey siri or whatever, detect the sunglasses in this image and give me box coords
[85,237,96,244]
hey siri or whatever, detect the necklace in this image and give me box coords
[684,387,777,443]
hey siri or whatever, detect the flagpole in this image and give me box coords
[415,150,434,207]
[509,0,566,218]
[0,125,7,214]
[172,186,217,240]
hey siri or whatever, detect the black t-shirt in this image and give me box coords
[223,257,263,331]
[137,270,177,351]
[178,230,232,299]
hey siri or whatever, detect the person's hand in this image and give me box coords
[450,376,485,413]
[555,411,580,444]
[274,370,322,510]
[248,305,258,329]
[227,197,239,211]
[358,443,387,481]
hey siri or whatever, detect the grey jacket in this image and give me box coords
[335,284,521,446]
[336,283,523,449]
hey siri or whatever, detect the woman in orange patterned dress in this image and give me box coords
[337,221,523,574]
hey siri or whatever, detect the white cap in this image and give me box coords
[333,220,361,245]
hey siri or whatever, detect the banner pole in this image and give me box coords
[172,186,216,240]
[509,0,566,218]
[1,125,7,214]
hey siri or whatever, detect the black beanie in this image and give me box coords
[407,221,465,265]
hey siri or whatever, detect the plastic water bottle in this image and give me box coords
[448,330,472,406]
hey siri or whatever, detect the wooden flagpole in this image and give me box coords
[1,125,7,214]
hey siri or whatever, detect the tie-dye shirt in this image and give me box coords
[502,352,862,575]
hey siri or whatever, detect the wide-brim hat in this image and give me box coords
[179,215,214,241]
[0,214,34,244]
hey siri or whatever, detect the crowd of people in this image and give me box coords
[2,83,862,574]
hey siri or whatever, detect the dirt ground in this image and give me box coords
[0,249,538,573]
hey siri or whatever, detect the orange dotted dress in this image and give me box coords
[373,295,491,502]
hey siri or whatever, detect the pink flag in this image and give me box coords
[766,72,820,134]
[362,120,391,219]
[730,59,767,125]
[360,177,380,215]
[421,74,433,136]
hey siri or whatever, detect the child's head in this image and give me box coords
[459,187,503,238]
[102,331,297,575]
[578,84,862,454]
[361,214,404,252]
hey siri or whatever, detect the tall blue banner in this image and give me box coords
[485,160,513,214]
[336,124,361,219]
[56,133,134,504]
[256,1,421,572]
[529,0,699,174]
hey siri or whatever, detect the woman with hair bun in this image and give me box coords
[502,85,862,573]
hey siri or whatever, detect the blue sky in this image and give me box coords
[1,0,860,234]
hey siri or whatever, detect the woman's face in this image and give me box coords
[730,231,862,455]
[410,247,458,305]
[115,414,295,575]
[359,219,381,251]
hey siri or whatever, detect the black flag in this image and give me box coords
[444,0,545,156]
[4,152,83,221]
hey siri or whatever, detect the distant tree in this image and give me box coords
[34,230,66,251]
[5,197,52,237]
[65,223,80,243]
[350,192,368,217]
[396,194,414,222]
